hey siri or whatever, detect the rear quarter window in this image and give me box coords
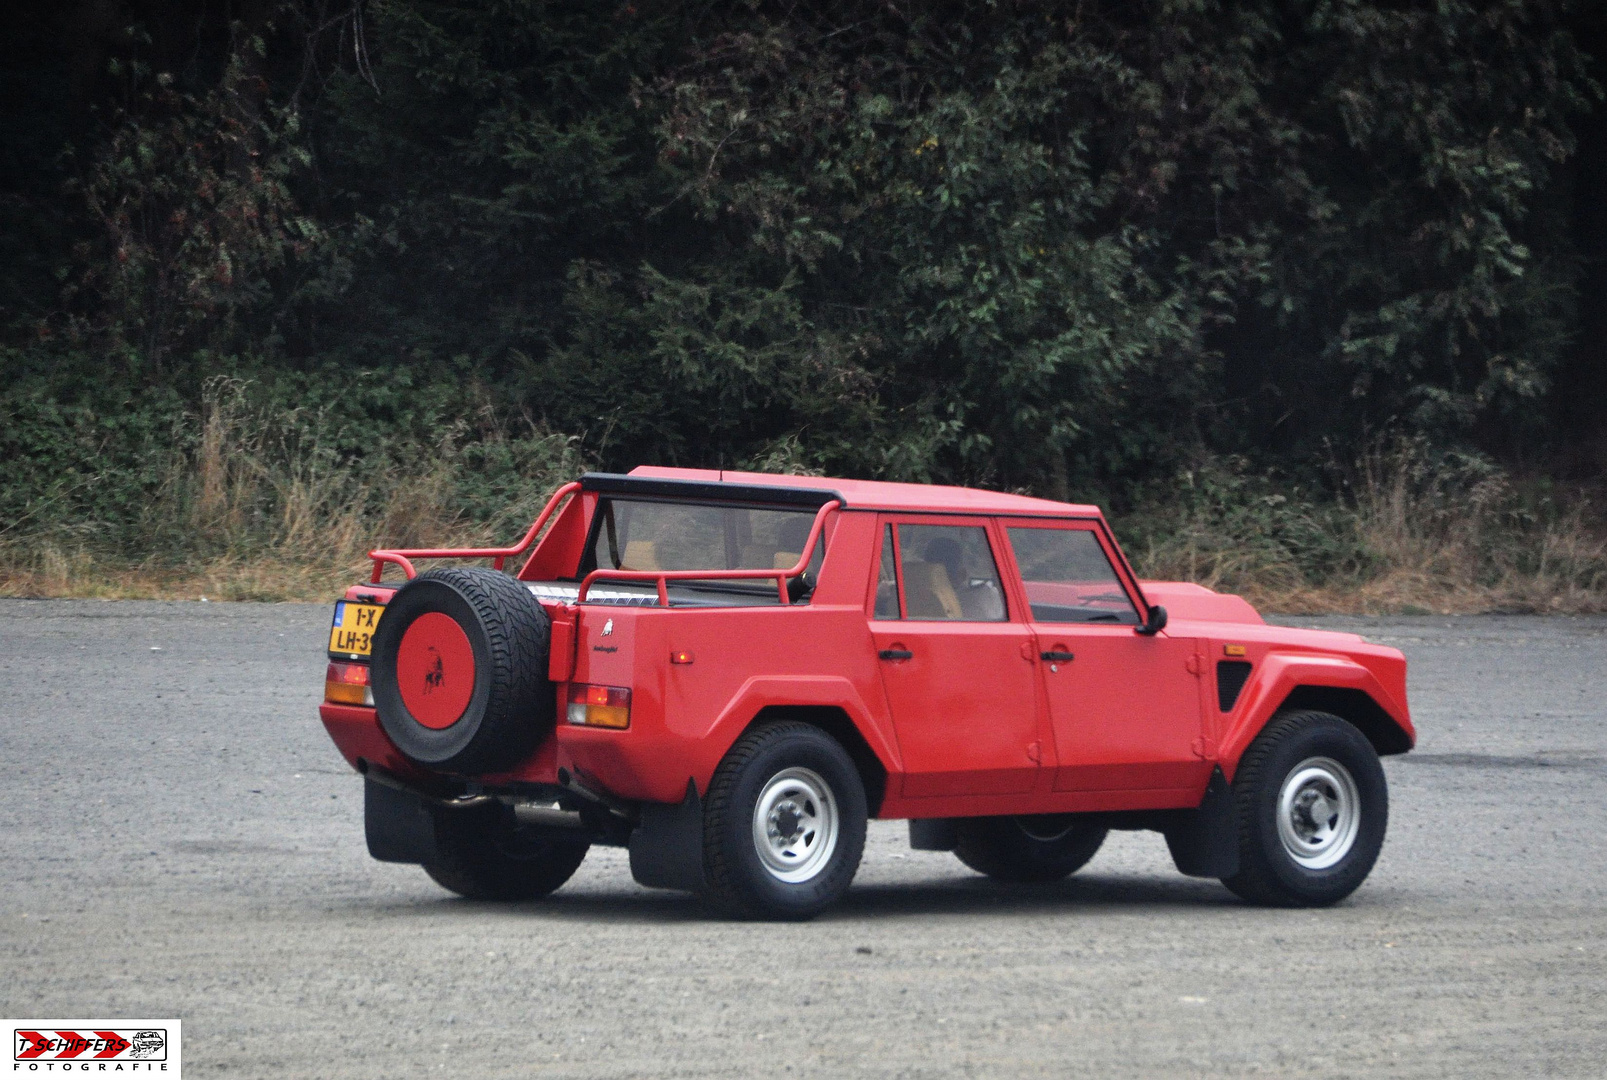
[581,497,826,606]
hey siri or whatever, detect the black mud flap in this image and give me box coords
[908,818,958,851]
[364,777,441,865]
[1163,766,1240,879]
[628,779,706,893]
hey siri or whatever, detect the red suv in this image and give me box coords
[320,468,1413,919]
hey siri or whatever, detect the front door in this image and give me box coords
[868,518,1041,797]
[999,521,1208,794]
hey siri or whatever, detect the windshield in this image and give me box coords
[582,498,827,605]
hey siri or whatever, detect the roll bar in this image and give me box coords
[367,481,583,584]
[576,499,841,606]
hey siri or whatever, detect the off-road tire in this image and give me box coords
[423,805,589,901]
[1222,709,1388,907]
[371,566,553,774]
[954,816,1108,883]
[701,722,867,921]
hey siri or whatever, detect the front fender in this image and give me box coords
[1217,652,1413,781]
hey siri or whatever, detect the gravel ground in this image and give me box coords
[1,600,1604,1078]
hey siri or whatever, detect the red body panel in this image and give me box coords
[1210,637,1412,780]
[871,618,1041,797]
[319,468,1414,817]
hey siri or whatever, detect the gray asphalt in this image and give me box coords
[1,601,1604,1078]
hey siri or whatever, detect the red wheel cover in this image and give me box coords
[396,612,476,729]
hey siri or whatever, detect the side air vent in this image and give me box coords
[1217,661,1253,712]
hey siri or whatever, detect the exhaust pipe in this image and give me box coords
[512,803,586,830]
[557,767,636,820]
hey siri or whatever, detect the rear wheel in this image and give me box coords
[423,806,589,901]
[1222,710,1388,906]
[954,815,1107,883]
[702,722,867,920]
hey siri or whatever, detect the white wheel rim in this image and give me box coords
[751,767,839,884]
[1276,756,1361,870]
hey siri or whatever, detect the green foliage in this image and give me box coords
[1116,456,1372,595]
[0,355,584,561]
[71,54,321,380]
[646,1,1597,488]
[0,349,188,545]
[0,0,1601,572]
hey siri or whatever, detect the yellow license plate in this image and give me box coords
[329,601,384,657]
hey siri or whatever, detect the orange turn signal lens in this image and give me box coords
[1223,644,1247,657]
[584,705,631,729]
[325,661,373,706]
[567,684,631,729]
[671,650,695,665]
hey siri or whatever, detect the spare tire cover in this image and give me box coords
[371,566,554,774]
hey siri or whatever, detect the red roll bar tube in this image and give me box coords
[367,481,582,584]
[577,499,841,606]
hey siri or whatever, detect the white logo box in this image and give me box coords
[7,1020,181,1074]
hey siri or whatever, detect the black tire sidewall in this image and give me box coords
[710,728,867,920]
[371,568,553,773]
[1008,816,1108,875]
[1244,716,1388,904]
[956,816,1107,882]
[373,578,496,766]
[424,805,590,901]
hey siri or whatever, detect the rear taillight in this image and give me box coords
[567,684,631,729]
[325,661,373,707]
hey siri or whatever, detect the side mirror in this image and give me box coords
[1136,603,1168,636]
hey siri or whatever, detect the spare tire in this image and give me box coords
[371,567,554,774]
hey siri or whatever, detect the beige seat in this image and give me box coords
[739,544,776,569]
[901,561,962,619]
[738,545,804,570]
[621,540,659,570]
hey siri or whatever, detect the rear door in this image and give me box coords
[867,517,1041,797]
[1000,520,1208,796]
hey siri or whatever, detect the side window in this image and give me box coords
[896,524,1006,622]
[1006,526,1139,625]
[874,526,901,619]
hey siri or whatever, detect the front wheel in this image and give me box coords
[1222,710,1389,906]
[423,806,589,901]
[701,722,868,920]
[954,815,1108,883]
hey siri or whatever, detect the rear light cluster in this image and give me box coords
[567,684,631,729]
[325,662,373,707]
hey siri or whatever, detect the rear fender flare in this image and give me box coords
[1218,653,1411,781]
[700,675,902,796]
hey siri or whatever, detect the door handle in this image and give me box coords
[1040,650,1075,662]
[878,648,913,661]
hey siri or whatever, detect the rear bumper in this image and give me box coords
[319,703,580,792]
[556,723,711,805]
[320,703,415,776]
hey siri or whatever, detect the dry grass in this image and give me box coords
[0,522,558,603]
[3,406,1604,613]
[0,377,584,603]
[1250,465,1607,615]
[0,547,365,602]
[1132,443,1607,615]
